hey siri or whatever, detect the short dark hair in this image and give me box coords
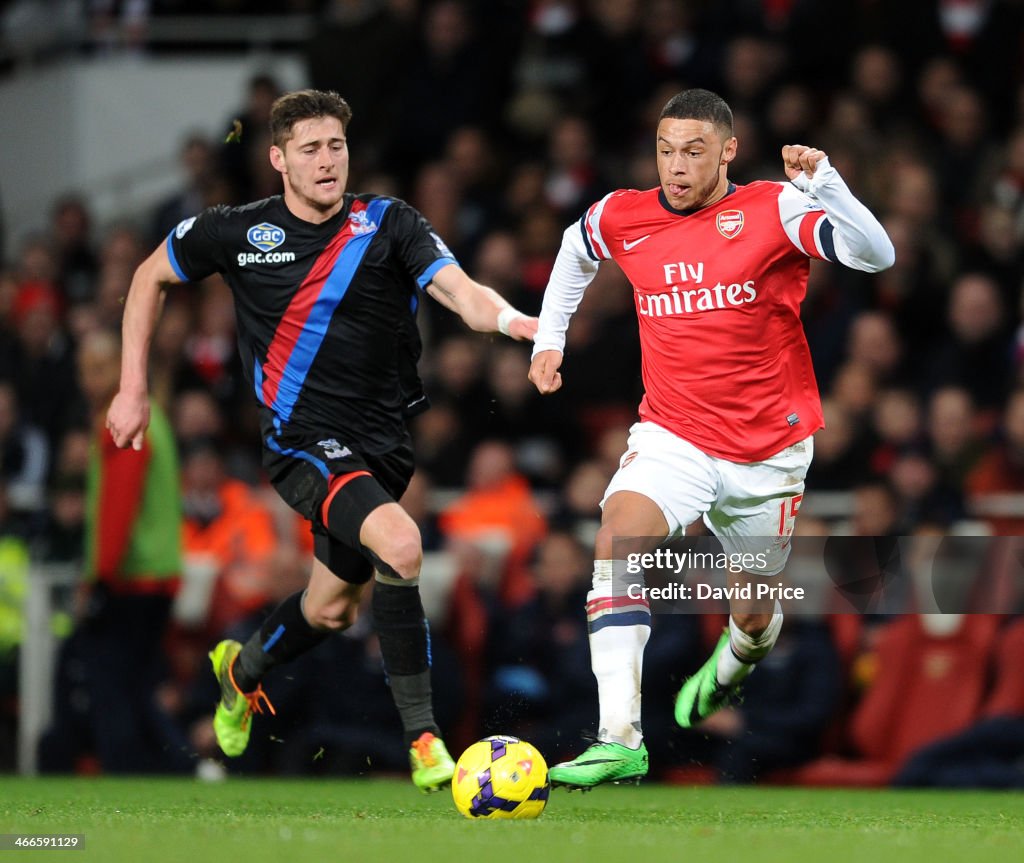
[660,89,734,137]
[270,89,353,148]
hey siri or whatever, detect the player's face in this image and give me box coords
[656,118,737,211]
[272,116,349,221]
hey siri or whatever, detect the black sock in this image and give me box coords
[373,576,439,741]
[234,591,328,692]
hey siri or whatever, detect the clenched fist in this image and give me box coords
[782,145,827,181]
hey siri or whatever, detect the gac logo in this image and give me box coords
[247,223,286,252]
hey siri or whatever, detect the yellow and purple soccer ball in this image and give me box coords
[451,735,549,819]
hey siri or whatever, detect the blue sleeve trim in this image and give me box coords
[165,232,189,282]
[417,257,458,290]
[818,219,837,262]
[578,217,599,261]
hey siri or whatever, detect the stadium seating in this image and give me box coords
[791,615,1000,786]
[981,616,1024,718]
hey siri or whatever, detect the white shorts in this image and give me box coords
[601,422,813,576]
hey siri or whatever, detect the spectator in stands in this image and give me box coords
[37,329,183,774]
[851,480,904,538]
[470,230,528,314]
[931,85,999,222]
[219,73,281,202]
[392,0,489,168]
[0,479,31,770]
[806,399,871,491]
[5,279,84,450]
[14,234,61,290]
[506,0,590,145]
[409,401,472,489]
[183,279,241,405]
[32,469,86,567]
[306,1,418,162]
[830,361,880,431]
[990,126,1024,229]
[845,311,907,388]
[178,437,278,640]
[925,386,983,508]
[542,115,607,221]
[882,158,956,269]
[966,387,1024,535]
[442,127,503,259]
[718,36,778,124]
[438,440,547,608]
[869,215,951,362]
[50,195,98,306]
[0,381,49,519]
[960,203,1022,309]
[172,389,225,449]
[763,84,818,162]
[582,0,648,149]
[150,133,218,246]
[549,459,606,546]
[888,450,958,529]
[638,0,707,95]
[926,273,1013,412]
[848,44,910,136]
[411,161,464,269]
[868,388,924,476]
[477,342,579,487]
[148,299,200,412]
[97,223,145,274]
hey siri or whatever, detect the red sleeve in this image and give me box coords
[94,435,152,579]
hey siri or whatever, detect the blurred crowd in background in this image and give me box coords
[2,0,1024,787]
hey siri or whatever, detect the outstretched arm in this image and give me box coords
[781,145,895,273]
[106,243,181,450]
[528,222,601,395]
[425,265,537,341]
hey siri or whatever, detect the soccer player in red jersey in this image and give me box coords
[529,88,894,788]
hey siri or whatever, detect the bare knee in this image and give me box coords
[305,596,360,632]
[374,530,423,581]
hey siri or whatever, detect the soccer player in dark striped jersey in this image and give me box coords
[106,90,537,790]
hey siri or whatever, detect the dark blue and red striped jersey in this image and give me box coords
[167,193,457,453]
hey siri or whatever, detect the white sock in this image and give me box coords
[586,559,650,748]
[716,601,784,687]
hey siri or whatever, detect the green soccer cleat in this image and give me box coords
[209,639,275,758]
[409,732,455,792]
[674,630,743,728]
[548,741,649,790]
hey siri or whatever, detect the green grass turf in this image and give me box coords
[1,778,1021,863]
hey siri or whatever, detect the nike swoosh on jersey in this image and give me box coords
[623,235,652,250]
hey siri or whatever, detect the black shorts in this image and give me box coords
[261,416,415,585]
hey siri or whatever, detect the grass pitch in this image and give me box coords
[1,777,1021,863]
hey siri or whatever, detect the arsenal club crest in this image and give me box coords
[717,209,744,239]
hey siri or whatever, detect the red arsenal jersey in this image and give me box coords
[580,181,834,462]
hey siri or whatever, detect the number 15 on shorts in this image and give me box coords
[778,494,803,537]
